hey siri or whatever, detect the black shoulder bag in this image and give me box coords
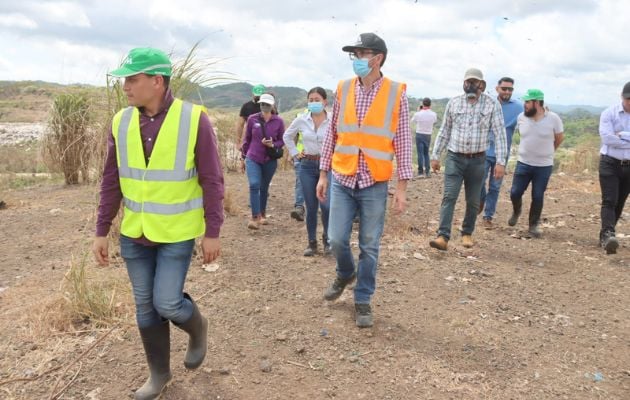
[259,115,284,160]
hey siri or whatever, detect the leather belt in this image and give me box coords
[603,154,630,166]
[452,151,485,159]
[302,154,320,161]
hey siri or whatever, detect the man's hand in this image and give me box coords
[494,164,505,180]
[240,159,246,173]
[92,236,109,266]
[392,180,408,214]
[316,173,328,202]
[431,160,441,173]
[201,237,221,264]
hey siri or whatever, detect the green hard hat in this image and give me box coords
[252,84,266,96]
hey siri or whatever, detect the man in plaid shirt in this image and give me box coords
[316,33,412,328]
[429,68,507,251]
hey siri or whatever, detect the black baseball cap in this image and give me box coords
[623,82,630,99]
[342,33,387,54]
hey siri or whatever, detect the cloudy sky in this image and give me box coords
[0,0,628,106]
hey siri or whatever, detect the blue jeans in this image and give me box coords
[415,133,431,175]
[120,235,195,329]
[510,161,552,213]
[246,157,277,217]
[328,176,388,304]
[437,151,486,240]
[293,159,304,207]
[479,156,504,220]
[299,159,330,241]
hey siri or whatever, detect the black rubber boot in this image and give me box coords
[303,240,318,257]
[508,197,522,226]
[322,233,331,256]
[135,321,172,400]
[173,293,208,370]
[528,201,543,238]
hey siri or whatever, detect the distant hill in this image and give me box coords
[197,82,319,112]
[548,104,605,115]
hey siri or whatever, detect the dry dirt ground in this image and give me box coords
[1,169,629,400]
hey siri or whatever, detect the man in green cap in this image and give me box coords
[235,84,265,149]
[508,88,563,238]
[92,47,224,399]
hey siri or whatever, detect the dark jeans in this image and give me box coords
[509,161,552,218]
[415,133,431,175]
[599,155,630,239]
[437,151,486,239]
[299,159,330,241]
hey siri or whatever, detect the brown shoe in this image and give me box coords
[462,234,473,248]
[259,214,269,225]
[483,218,493,229]
[247,218,260,230]
[429,236,448,251]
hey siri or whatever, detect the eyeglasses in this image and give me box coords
[499,87,514,92]
[348,51,376,61]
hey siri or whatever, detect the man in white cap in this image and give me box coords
[429,67,507,250]
[93,47,224,399]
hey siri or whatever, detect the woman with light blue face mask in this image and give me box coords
[283,87,332,256]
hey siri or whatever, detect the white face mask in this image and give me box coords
[260,103,273,113]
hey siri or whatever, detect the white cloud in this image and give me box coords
[36,1,91,28]
[0,13,37,29]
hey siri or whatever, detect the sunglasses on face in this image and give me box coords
[500,87,514,92]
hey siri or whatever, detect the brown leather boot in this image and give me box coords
[429,235,448,251]
[462,235,474,248]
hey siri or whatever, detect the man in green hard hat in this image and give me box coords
[93,47,224,399]
[235,84,265,149]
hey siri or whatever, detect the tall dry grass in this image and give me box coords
[556,136,600,174]
[60,249,132,328]
[41,94,92,184]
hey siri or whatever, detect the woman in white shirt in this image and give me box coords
[284,87,331,256]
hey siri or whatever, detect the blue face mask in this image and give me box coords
[352,58,373,78]
[307,101,324,114]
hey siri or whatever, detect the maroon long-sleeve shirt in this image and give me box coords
[96,90,224,242]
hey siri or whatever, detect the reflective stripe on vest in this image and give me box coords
[112,99,204,242]
[117,102,198,182]
[332,77,404,181]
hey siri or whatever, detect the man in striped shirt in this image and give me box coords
[316,33,412,328]
[429,68,507,250]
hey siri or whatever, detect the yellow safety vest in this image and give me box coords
[112,99,204,243]
[332,77,405,181]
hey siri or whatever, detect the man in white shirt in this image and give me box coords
[597,81,630,254]
[508,89,564,238]
[411,98,438,178]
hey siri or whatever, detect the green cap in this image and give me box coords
[109,47,172,77]
[522,88,544,101]
[252,84,266,96]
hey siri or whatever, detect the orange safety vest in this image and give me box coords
[332,77,405,182]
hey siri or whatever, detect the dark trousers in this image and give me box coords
[415,133,431,175]
[599,155,630,239]
[510,161,552,226]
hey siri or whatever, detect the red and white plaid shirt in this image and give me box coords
[320,76,412,189]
